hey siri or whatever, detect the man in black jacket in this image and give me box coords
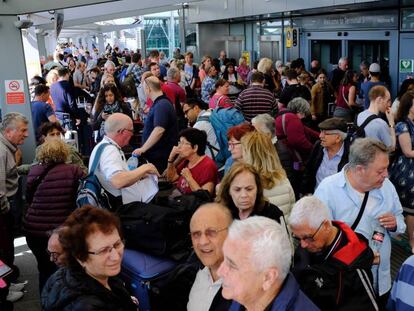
[302,117,350,194]
[290,196,378,311]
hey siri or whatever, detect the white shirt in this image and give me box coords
[194,110,219,160]
[187,267,223,311]
[89,136,157,204]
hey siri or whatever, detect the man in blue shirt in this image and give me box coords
[360,63,386,109]
[388,255,414,310]
[357,85,395,150]
[315,138,405,309]
[134,76,178,172]
[50,67,79,129]
[31,84,57,142]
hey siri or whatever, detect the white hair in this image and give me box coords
[104,60,115,69]
[1,112,28,132]
[251,114,275,138]
[288,196,330,229]
[338,57,348,65]
[228,216,291,281]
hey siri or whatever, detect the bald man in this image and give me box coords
[187,203,233,311]
[89,113,159,205]
[133,76,178,172]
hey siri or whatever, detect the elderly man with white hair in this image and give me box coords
[218,216,319,311]
[328,56,349,92]
[290,196,378,311]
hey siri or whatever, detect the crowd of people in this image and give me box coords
[1,41,414,311]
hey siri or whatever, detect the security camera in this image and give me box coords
[14,19,34,29]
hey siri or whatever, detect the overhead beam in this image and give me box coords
[0,0,119,15]
[37,4,179,30]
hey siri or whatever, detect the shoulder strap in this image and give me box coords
[90,143,110,174]
[342,86,349,106]
[359,114,379,130]
[32,163,57,193]
[351,191,369,230]
[282,113,287,135]
[214,95,225,108]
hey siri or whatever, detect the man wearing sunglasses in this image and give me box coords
[290,196,379,311]
[187,203,233,311]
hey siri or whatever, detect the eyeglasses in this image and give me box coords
[190,227,228,240]
[292,221,325,243]
[228,142,241,149]
[183,107,193,115]
[47,250,61,263]
[88,239,125,256]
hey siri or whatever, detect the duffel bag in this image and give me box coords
[118,201,192,261]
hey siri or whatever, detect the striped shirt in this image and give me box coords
[234,84,277,122]
[388,255,414,310]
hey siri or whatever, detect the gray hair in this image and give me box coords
[338,57,348,65]
[275,60,283,68]
[227,216,291,281]
[287,97,310,115]
[104,60,115,69]
[1,112,28,132]
[167,67,180,81]
[348,138,388,169]
[289,196,330,229]
[104,113,130,134]
[251,114,275,138]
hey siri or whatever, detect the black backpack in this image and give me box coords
[347,114,379,143]
[117,190,211,261]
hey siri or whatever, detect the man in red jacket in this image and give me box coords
[290,196,379,311]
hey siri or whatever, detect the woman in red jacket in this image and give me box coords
[23,139,84,294]
[275,97,319,198]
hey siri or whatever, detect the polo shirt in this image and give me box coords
[31,100,55,138]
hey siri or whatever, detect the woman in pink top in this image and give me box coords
[198,55,213,83]
[236,56,250,83]
[209,79,233,109]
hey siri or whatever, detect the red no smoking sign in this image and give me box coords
[5,79,25,104]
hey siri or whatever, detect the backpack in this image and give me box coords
[208,107,245,166]
[76,143,114,209]
[347,114,379,143]
[121,65,138,97]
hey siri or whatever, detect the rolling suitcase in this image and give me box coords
[120,248,177,311]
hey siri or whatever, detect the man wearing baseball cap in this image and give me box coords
[302,117,350,194]
[361,62,386,109]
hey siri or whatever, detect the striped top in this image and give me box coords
[388,255,414,310]
[234,84,277,122]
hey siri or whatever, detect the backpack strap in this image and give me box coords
[351,191,369,230]
[214,95,225,109]
[89,143,110,174]
[358,114,379,131]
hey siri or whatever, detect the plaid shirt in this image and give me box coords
[130,64,145,88]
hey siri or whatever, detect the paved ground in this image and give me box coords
[9,234,414,311]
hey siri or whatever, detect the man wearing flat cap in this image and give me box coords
[301,117,350,194]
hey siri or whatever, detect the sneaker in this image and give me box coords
[6,290,24,302]
[9,281,27,292]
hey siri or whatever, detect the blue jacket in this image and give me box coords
[228,273,320,311]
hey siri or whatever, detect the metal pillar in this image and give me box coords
[0,15,36,161]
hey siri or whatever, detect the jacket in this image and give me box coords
[0,132,18,213]
[292,221,378,311]
[275,110,319,162]
[228,273,320,311]
[41,267,138,311]
[23,163,84,237]
[263,178,295,217]
[301,140,350,194]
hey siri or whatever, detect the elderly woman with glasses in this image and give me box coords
[301,118,350,195]
[166,128,218,195]
[41,205,138,311]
